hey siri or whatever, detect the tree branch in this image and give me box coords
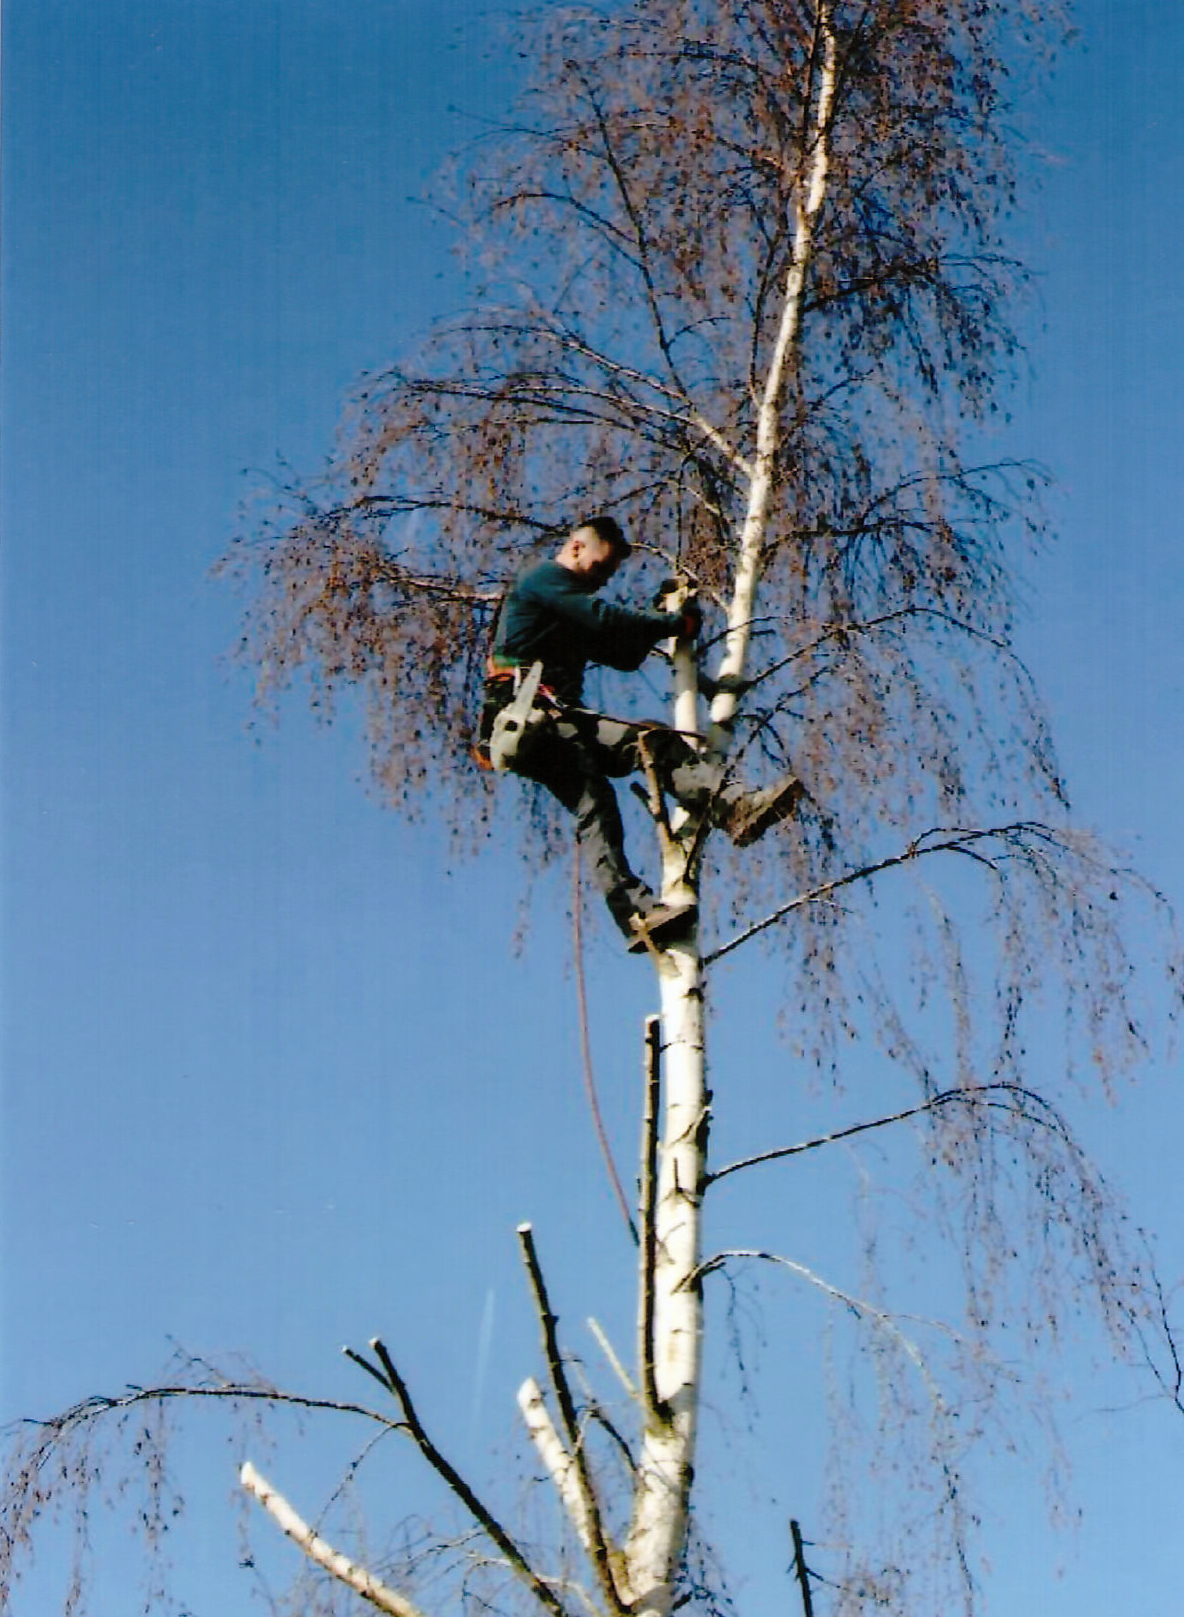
[517,1378,596,1551]
[790,1519,816,1617]
[516,1227,625,1613]
[704,823,1057,965]
[18,1378,403,1441]
[638,1015,665,1425]
[476,315,753,477]
[587,1317,638,1403]
[240,1461,431,1617]
[708,1081,1058,1185]
[349,1338,575,1617]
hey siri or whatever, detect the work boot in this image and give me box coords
[721,775,805,848]
[626,899,698,954]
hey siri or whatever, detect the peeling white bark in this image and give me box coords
[240,1461,430,1617]
[517,1378,595,1552]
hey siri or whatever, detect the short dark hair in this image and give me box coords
[574,515,630,555]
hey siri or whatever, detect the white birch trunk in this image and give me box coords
[623,15,837,1611]
[708,10,837,752]
[620,931,707,1615]
[246,14,838,1617]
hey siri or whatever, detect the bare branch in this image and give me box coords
[472,314,754,477]
[350,1338,575,1617]
[517,1379,596,1551]
[704,823,1060,966]
[240,1461,431,1617]
[516,1227,625,1613]
[709,1081,1064,1185]
[586,1317,638,1403]
[790,1519,817,1617]
[638,1015,664,1424]
[17,1378,403,1439]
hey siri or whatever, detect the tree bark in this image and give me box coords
[625,16,837,1608]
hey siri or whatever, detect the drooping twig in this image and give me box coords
[703,823,1058,965]
[240,1461,430,1617]
[708,1081,1060,1185]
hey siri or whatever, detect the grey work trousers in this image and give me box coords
[511,708,707,935]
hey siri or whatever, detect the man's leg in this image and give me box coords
[577,712,804,847]
[514,721,658,937]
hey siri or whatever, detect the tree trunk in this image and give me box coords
[622,935,707,1614]
[625,18,836,1604]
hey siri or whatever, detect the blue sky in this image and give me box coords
[3,3,1183,1614]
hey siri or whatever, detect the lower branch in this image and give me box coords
[704,823,1062,965]
[517,1378,595,1550]
[240,1461,430,1617]
[518,1226,625,1613]
[708,1081,1063,1184]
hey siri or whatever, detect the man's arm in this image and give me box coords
[523,567,685,671]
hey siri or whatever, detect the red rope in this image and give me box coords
[572,847,639,1245]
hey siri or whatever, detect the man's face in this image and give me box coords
[568,527,623,587]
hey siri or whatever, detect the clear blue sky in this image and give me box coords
[3,3,1182,1614]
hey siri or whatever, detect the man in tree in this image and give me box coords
[482,516,803,951]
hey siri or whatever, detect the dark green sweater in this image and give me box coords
[492,560,681,703]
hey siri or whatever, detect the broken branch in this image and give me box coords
[516,1225,625,1613]
[240,1460,430,1617]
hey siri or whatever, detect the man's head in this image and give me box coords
[556,516,631,587]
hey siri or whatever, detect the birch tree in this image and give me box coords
[5,3,1180,1615]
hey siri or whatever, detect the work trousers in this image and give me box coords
[510,709,706,935]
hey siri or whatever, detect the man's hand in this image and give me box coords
[678,595,703,640]
[653,577,701,640]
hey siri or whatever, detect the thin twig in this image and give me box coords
[587,1317,638,1402]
